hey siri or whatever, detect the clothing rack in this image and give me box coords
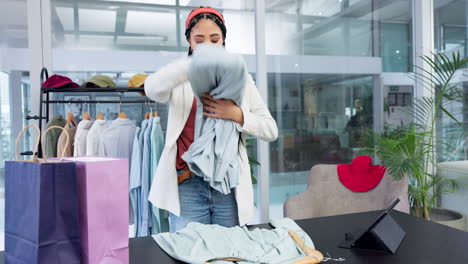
[44,100,152,104]
[24,67,155,157]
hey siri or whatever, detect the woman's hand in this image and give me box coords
[200,94,244,125]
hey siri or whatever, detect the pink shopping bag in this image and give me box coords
[62,156,129,264]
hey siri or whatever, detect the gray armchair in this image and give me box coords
[284,164,410,220]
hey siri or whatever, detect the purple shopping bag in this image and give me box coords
[62,156,129,264]
[5,125,81,264]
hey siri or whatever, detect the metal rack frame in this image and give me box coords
[26,67,153,157]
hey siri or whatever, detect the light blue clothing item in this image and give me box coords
[182,44,247,195]
[140,118,153,236]
[133,119,148,237]
[149,117,168,234]
[98,118,137,160]
[153,218,315,264]
[168,173,238,233]
[129,126,142,237]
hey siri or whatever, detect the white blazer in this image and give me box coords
[144,58,278,225]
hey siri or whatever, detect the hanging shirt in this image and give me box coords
[150,116,167,234]
[98,118,137,160]
[86,119,108,156]
[129,126,142,237]
[132,120,149,237]
[140,118,153,237]
[73,119,94,157]
[153,218,317,264]
[176,98,196,170]
[44,115,66,158]
[57,125,77,158]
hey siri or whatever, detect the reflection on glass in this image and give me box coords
[380,23,411,72]
[437,82,467,162]
[268,73,375,218]
[1,0,29,48]
[52,0,178,51]
[265,0,412,72]
[0,72,12,166]
[434,0,468,162]
[51,0,255,53]
[270,74,373,173]
[434,0,467,56]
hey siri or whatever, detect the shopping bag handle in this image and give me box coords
[41,125,70,161]
[15,124,41,161]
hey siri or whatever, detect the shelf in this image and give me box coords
[41,87,145,93]
[44,99,153,104]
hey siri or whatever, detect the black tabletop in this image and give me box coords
[2,210,468,263]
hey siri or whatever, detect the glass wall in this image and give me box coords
[0,0,33,250]
[434,0,468,162]
[435,0,468,56]
[264,0,412,72]
[383,85,413,128]
[266,0,412,218]
[433,0,468,219]
[268,73,376,217]
[51,0,255,54]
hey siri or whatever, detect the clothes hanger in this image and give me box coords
[118,99,127,119]
[97,113,105,120]
[288,230,323,263]
[153,101,159,117]
[66,112,77,127]
[144,102,150,119]
[65,102,77,127]
[149,102,154,118]
[96,101,105,120]
[204,231,324,264]
[82,101,91,120]
[118,112,128,119]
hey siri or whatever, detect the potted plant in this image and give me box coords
[361,52,467,230]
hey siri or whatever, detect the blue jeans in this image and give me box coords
[169,173,239,232]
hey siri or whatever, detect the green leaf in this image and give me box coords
[440,106,462,126]
[248,157,261,166]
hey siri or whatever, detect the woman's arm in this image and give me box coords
[236,77,278,142]
[200,77,278,142]
[144,58,190,103]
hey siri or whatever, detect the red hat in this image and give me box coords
[337,155,386,192]
[42,74,80,89]
[185,7,225,28]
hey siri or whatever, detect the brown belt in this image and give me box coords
[177,166,193,184]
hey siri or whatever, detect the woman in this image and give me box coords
[145,7,278,232]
